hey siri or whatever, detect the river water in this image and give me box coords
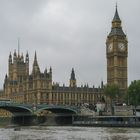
[0,126,140,140]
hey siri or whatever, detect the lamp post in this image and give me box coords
[127,89,130,106]
[133,89,137,116]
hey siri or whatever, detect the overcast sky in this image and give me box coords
[0,0,140,89]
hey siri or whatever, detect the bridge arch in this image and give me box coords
[0,104,33,115]
[0,104,35,125]
[36,105,78,114]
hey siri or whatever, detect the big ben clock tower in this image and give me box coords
[106,6,128,93]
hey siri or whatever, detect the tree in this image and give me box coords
[104,84,120,115]
[128,80,140,112]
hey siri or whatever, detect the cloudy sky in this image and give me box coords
[0,0,140,89]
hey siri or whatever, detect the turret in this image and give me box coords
[49,66,52,81]
[32,51,40,75]
[13,50,17,63]
[4,74,8,82]
[17,38,20,58]
[69,68,77,87]
[25,51,29,76]
[25,51,29,63]
[9,52,12,64]
[49,66,52,73]
[101,81,104,89]
[44,68,47,73]
[49,66,52,78]
[21,53,24,62]
[8,52,13,80]
[44,68,47,77]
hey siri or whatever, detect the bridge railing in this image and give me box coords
[0,101,81,114]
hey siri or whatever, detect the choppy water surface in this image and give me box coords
[0,126,140,140]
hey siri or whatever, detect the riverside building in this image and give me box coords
[1,51,103,106]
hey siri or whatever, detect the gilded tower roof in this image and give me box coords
[108,6,126,37]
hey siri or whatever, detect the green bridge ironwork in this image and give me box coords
[0,101,80,115]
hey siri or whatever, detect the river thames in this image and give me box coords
[0,126,140,140]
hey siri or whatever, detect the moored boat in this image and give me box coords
[72,115,140,127]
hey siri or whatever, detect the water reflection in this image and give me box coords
[0,126,140,140]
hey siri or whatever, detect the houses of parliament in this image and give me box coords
[0,6,128,112]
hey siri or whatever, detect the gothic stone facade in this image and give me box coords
[1,52,103,106]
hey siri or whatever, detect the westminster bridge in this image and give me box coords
[0,101,81,125]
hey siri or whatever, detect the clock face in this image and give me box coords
[108,43,113,52]
[118,43,125,51]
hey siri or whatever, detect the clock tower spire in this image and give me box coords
[106,6,128,93]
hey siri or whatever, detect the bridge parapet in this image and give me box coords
[0,102,81,114]
[35,104,81,114]
[0,102,33,114]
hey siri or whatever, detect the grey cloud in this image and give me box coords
[0,0,140,88]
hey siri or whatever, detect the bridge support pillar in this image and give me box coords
[11,115,37,126]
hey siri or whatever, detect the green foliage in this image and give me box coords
[128,80,140,107]
[104,84,120,100]
[104,84,120,115]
